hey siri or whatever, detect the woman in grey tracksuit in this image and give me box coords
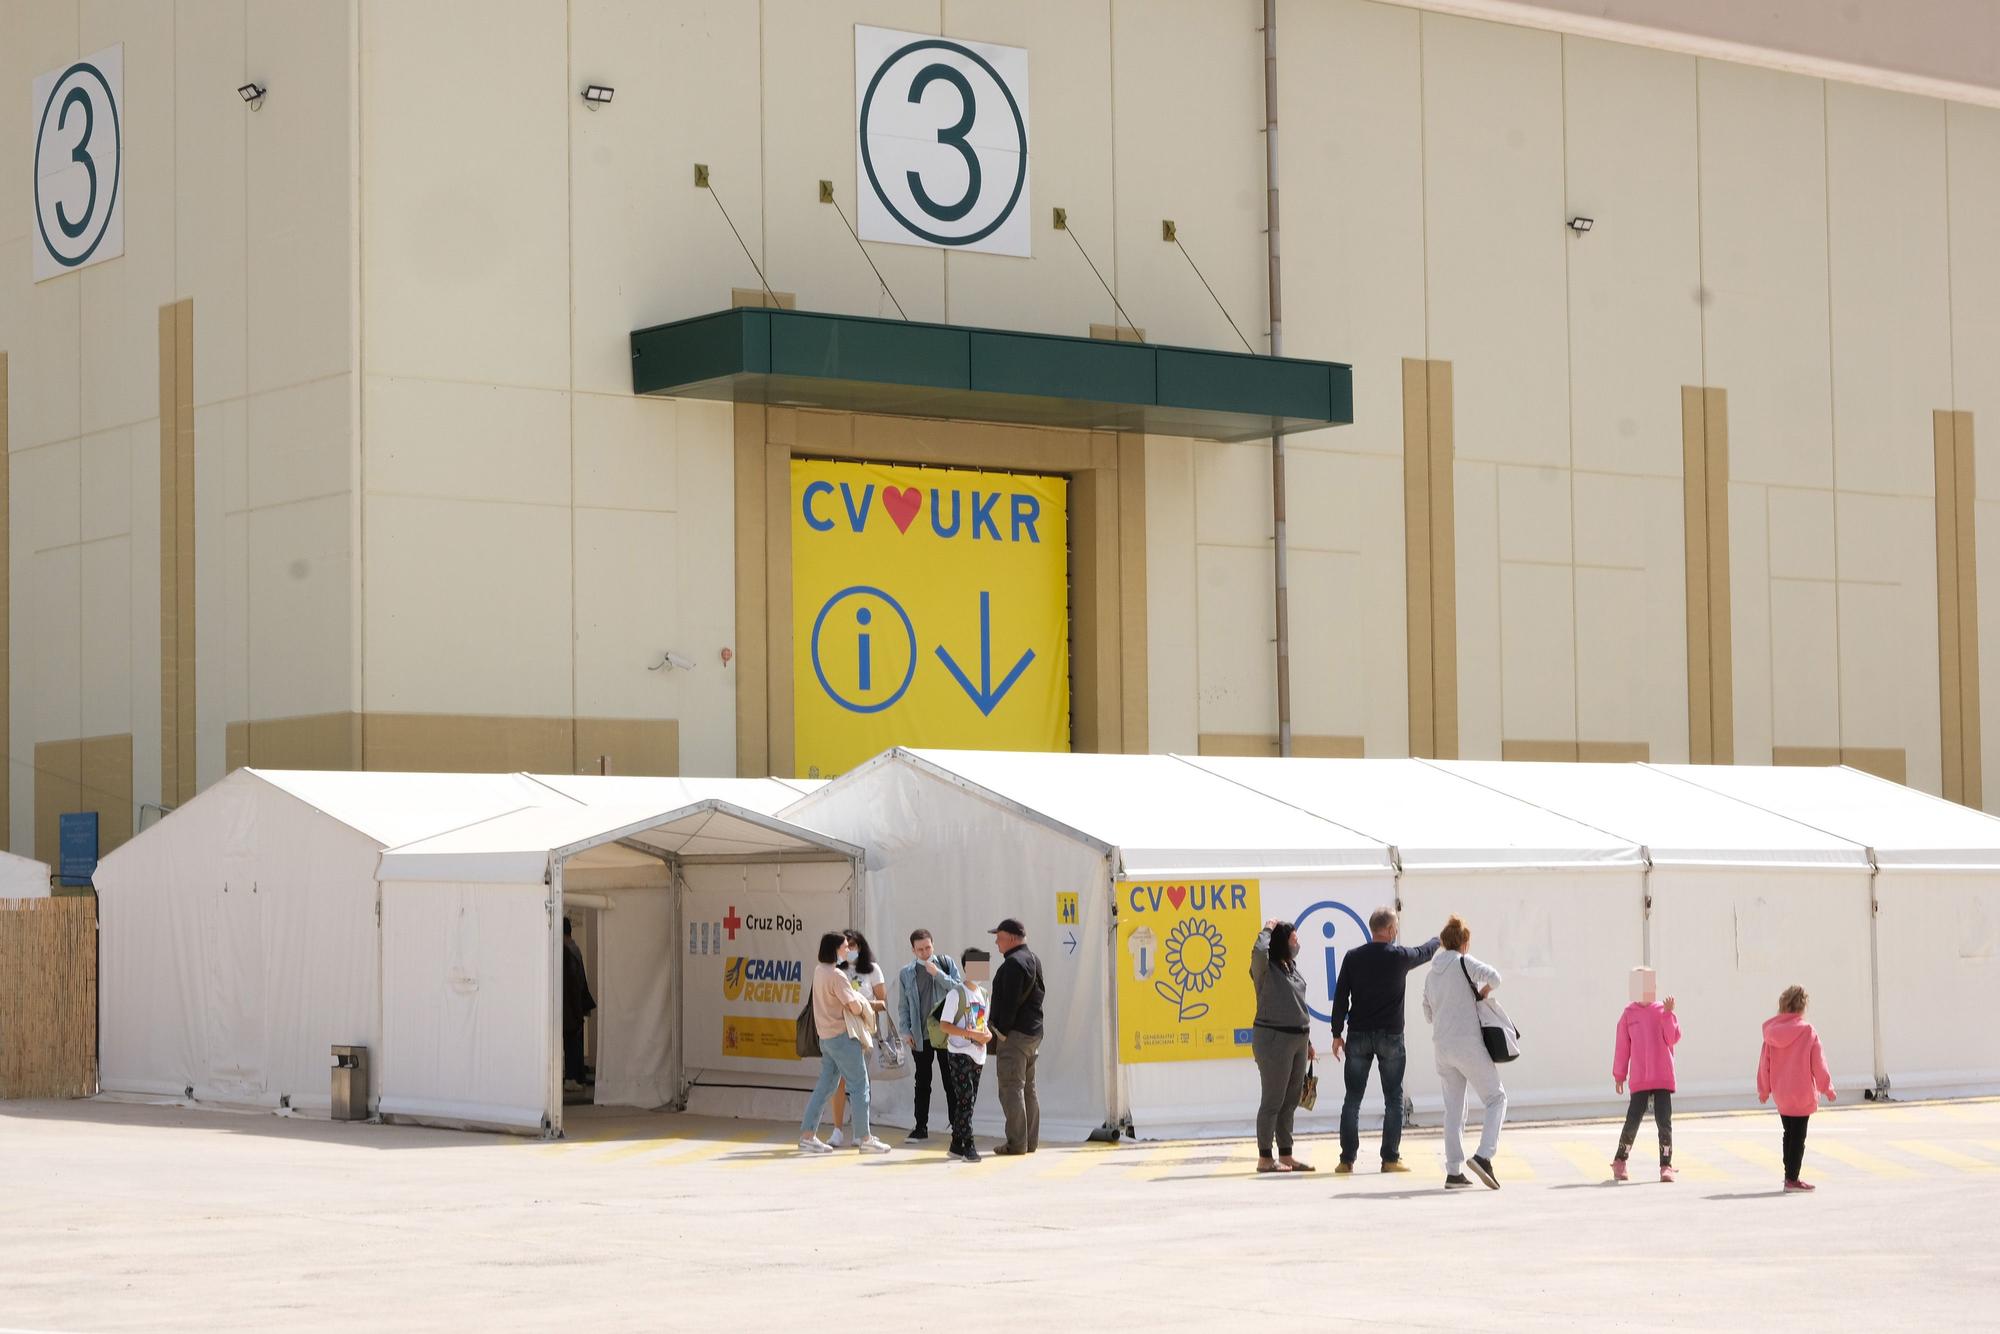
[1422,913,1507,1190]
[1249,920,1317,1173]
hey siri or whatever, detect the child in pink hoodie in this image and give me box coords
[1757,984,1836,1192]
[1611,966,1680,1182]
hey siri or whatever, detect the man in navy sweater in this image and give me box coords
[1330,908,1440,1173]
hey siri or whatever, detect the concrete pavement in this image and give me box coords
[2,1095,1995,1331]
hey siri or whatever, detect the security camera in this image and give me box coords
[650,650,698,672]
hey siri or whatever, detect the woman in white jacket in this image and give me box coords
[1422,914,1507,1190]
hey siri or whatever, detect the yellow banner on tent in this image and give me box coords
[1115,878,1260,1064]
[791,458,1070,778]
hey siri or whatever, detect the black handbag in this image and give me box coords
[795,1000,822,1059]
[1462,957,1521,1064]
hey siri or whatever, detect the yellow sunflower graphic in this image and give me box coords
[1156,916,1228,1023]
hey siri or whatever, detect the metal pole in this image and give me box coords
[1263,0,1293,757]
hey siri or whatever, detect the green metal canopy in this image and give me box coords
[630,307,1352,443]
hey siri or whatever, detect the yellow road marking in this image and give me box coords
[1036,1145,1120,1180]
[595,1135,692,1164]
[1813,1140,1915,1178]
[1723,1138,1789,1177]
[1895,1140,1996,1173]
[1558,1140,1614,1181]
[653,1124,777,1167]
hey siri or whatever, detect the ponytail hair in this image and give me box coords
[1439,915,1470,953]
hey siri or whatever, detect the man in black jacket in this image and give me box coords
[562,916,597,1091]
[1330,907,1439,1173]
[987,917,1045,1155]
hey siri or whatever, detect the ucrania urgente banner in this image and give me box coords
[1116,878,1261,1064]
[791,458,1069,778]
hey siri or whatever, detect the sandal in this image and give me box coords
[1256,1159,1290,1174]
[1282,1159,1317,1173]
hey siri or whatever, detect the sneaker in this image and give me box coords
[1381,1160,1411,1174]
[828,1128,845,1148]
[1660,1164,1677,1183]
[959,1147,982,1163]
[1444,1173,1474,1189]
[856,1136,892,1154]
[1333,1160,1354,1176]
[1610,1158,1629,1182]
[1784,1179,1816,1193]
[797,1135,834,1154]
[1467,1155,1500,1190]
[906,1128,930,1141]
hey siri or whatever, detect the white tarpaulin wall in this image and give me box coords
[784,749,1397,1139]
[1189,757,1648,1117]
[92,769,553,1113]
[0,852,51,896]
[1438,761,1876,1099]
[1659,764,2000,1095]
[377,799,860,1134]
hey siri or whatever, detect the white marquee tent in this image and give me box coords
[781,748,1396,1139]
[1187,756,1648,1117]
[92,769,841,1128]
[0,851,53,897]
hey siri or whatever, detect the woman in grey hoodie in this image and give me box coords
[1250,920,1317,1173]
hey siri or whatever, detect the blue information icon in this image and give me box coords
[1296,900,1372,1026]
[811,585,917,714]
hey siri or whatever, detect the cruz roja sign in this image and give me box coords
[792,458,1069,777]
[32,45,124,281]
[854,25,1030,257]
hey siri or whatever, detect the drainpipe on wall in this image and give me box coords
[1263,0,1293,758]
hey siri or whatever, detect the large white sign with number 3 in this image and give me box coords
[855,25,1030,258]
[32,44,125,283]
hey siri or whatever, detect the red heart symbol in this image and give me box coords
[1165,886,1187,910]
[882,486,922,534]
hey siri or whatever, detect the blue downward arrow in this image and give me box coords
[935,590,1036,716]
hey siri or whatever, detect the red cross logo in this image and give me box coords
[722,906,742,941]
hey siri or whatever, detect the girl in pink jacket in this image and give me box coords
[1611,967,1680,1181]
[1758,984,1836,1192]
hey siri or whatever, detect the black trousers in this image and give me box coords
[563,1020,586,1081]
[942,1051,984,1155]
[912,1044,946,1131]
[1781,1113,1811,1181]
[1614,1089,1673,1164]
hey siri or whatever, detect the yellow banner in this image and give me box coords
[1115,878,1260,1064]
[791,458,1069,777]
[721,1014,797,1061]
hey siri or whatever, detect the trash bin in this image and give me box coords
[331,1044,368,1121]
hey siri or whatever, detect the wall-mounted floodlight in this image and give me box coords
[1568,216,1594,234]
[582,84,615,108]
[238,82,267,110]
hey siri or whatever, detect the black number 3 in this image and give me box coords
[56,86,97,239]
[906,63,980,223]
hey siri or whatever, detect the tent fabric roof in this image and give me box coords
[523,774,820,817]
[246,770,565,849]
[880,749,1394,874]
[1654,764,2000,869]
[1433,761,1869,868]
[377,799,861,883]
[1186,756,1644,869]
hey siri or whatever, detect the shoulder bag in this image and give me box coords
[1462,957,1521,1064]
[795,999,821,1060]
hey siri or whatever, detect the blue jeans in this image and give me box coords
[801,1034,870,1141]
[1339,1030,1408,1164]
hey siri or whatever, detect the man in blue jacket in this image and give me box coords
[1330,907,1439,1173]
[896,929,961,1141]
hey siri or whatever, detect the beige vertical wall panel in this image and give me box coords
[733,409,770,775]
[173,0,249,408]
[1453,457,1500,758]
[1500,562,1577,743]
[570,2,763,393]
[943,1,1117,336]
[1111,0,1267,351]
[1682,388,1713,762]
[1937,412,1969,802]
[1146,437,1200,753]
[77,3,174,440]
[1280,0,1427,441]
[1405,361,1436,756]
[1421,15,1570,470]
[1770,578,1842,750]
[674,401,739,776]
[247,497,352,724]
[1702,388,1734,763]
[1837,492,1943,790]
[1728,482,1777,763]
[1287,548,1369,742]
[1954,414,1981,806]
[1195,546,1277,737]
[1427,364,1460,758]
[1697,61,1836,491]
[1116,434,1150,753]
[361,2,570,386]
[762,0,945,322]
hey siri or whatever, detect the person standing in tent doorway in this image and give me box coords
[1611,966,1680,1182]
[1422,914,1507,1190]
[935,947,994,1161]
[562,917,596,1094]
[987,917,1046,1155]
[897,928,962,1142]
[1330,907,1439,1175]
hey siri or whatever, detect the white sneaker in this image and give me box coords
[829,1128,845,1148]
[797,1135,833,1154]
[856,1136,892,1154]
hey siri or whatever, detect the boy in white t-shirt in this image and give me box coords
[936,948,994,1162]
